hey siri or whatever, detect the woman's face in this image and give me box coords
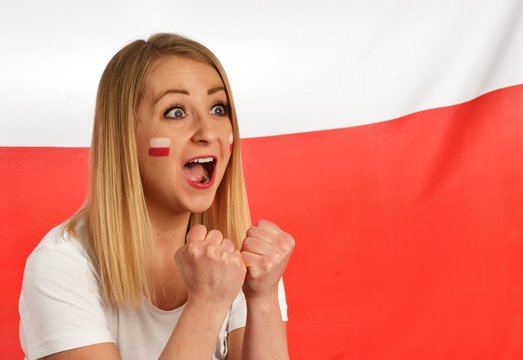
[136,55,233,215]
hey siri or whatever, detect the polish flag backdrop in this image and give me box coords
[1,1,523,358]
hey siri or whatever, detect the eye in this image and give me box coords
[164,106,186,119]
[210,103,229,116]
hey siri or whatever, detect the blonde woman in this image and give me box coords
[19,33,294,360]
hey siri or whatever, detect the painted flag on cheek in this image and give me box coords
[1,1,523,359]
[148,137,171,157]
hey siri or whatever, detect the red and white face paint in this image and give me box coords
[229,133,234,153]
[136,57,233,215]
[149,137,171,157]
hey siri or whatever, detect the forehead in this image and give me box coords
[143,55,224,97]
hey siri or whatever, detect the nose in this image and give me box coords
[191,112,218,144]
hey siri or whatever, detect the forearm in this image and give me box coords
[241,294,289,360]
[163,225,246,359]
[159,299,230,359]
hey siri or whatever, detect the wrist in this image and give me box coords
[245,291,280,312]
[185,295,232,315]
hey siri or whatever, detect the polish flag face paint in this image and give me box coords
[149,137,171,157]
[229,133,233,153]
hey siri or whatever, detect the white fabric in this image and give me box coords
[19,225,288,360]
[2,1,523,146]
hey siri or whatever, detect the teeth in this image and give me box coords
[190,157,214,164]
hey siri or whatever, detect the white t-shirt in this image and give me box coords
[19,225,288,360]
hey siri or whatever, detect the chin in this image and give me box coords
[184,196,216,214]
[189,205,213,214]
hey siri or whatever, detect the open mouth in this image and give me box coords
[183,156,217,185]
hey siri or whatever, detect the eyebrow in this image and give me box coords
[154,89,189,104]
[207,86,226,95]
[154,86,226,104]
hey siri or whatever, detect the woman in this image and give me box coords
[19,33,294,359]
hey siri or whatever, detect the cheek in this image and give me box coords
[229,133,234,153]
[148,137,171,157]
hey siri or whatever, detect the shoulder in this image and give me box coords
[27,223,93,270]
[23,224,99,293]
[20,224,113,359]
[31,222,92,260]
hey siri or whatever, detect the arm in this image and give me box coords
[43,300,232,360]
[242,295,288,359]
[158,299,232,359]
[237,220,295,360]
[42,344,120,360]
[158,225,246,359]
[36,225,245,360]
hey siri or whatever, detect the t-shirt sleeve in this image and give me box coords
[277,278,288,322]
[19,236,113,360]
[227,278,289,333]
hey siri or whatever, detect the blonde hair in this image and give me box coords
[64,33,251,306]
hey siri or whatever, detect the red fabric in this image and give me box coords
[1,84,522,358]
[0,148,89,356]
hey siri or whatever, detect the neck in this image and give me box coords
[146,201,192,250]
[145,201,192,310]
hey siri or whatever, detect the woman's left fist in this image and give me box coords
[240,219,295,299]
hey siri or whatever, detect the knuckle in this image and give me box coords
[187,243,201,257]
[246,227,257,238]
[193,224,207,231]
[283,233,295,248]
[230,254,244,268]
[262,259,274,273]
[187,224,207,242]
[281,242,294,254]
[207,229,223,242]
[194,224,208,234]
[205,244,218,258]
[257,219,269,226]
[222,239,235,251]
[240,250,249,263]
[241,236,254,249]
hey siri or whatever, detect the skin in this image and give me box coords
[43,56,294,359]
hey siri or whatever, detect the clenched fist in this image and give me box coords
[241,220,295,300]
[175,224,246,306]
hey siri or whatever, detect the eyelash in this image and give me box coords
[162,102,230,119]
[163,103,185,119]
[211,101,230,116]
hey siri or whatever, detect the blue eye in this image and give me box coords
[164,107,185,119]
[210,103,228,116]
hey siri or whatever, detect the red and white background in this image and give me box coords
[1,0,522,358]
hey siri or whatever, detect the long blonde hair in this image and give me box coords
[64,33,251,306]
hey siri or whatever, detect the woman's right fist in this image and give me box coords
[175,224,246,305]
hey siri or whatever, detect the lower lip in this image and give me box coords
[186,174,216,190]
[184,160,217,190]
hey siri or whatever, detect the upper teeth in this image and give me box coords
[190,157,214,164]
